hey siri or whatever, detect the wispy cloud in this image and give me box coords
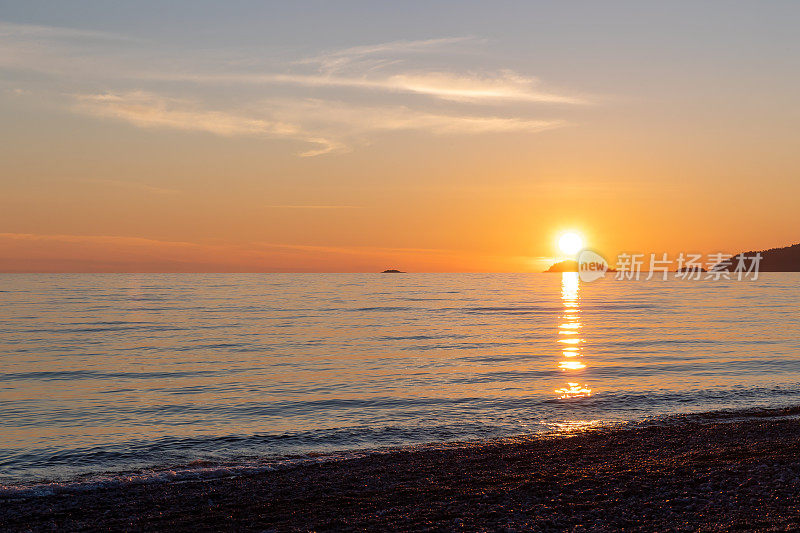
[70,92,564,155]
[72,92,341,156]
[270,36,587,104]
[0,232,467,272]
[0,20,141,75]
[0,20,136,42]
[264,98,564,135]
[3,26,580,105]
[74,92,288,135]
[383,71,585,104]
[177,70,586,104]
[0,232,451,257]
[296,37,477,73]
[2,21,592,155]
[0,232,201,248]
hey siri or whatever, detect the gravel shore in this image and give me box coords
[3,414,800,531]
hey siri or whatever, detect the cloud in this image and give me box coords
[0,232,202,249]
[1,25,585,104]
[72,91,341,156]
[0,20,141,74]
[0,232,449,257]
[2,21,589,155]
[296,37,477,73]
[70,92,564,155]
[74,92,286,135]
[128,35,587,104]
[0,232,256,272]
[263,98,565,136]
[0,20,135,42]
[159,70,587,105]
[0,232,467,272]
[383,71,585,104]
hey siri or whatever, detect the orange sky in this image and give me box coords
[2,3,799,272]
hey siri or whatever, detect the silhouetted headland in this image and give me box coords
[381,269,405,273]
[545,242,800,274]
[714,242,800,272]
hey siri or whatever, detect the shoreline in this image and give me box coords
[4,404,797,493]
[3,410,800,531]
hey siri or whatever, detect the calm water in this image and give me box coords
[2,273,800,483]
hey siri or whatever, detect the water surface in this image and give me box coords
[2,273,799,482]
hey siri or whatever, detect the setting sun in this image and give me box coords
[558,232,585,256]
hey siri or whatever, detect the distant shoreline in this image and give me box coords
[3,408,800,531]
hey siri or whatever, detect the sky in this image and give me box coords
[1,1,799,272]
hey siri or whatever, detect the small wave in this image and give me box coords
[349,306,414,312]
[0,461,284,500]
[634,403,800,427]
[464,306,557,315]
[0,368,249,382]
[4,403,800,500]
[376,334,470,341]
[22,325,186,334]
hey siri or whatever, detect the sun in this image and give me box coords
[557,231,584,256]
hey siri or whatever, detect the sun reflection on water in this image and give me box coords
[555,382,592,399]
[555,272,592,399]
[551,419,604,434]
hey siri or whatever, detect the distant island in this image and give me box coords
[714,242,800,272]
[381,269,405,273]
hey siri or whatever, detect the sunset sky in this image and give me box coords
[2,1,799,272]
